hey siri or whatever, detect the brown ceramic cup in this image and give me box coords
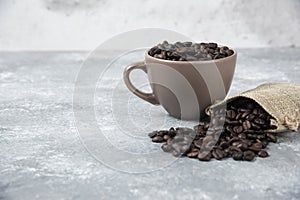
[123,48,237,120]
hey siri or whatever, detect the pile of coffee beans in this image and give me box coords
[148,41,234,61]
[148,98,278,161]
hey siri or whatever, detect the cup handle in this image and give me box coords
[123,61,159,105]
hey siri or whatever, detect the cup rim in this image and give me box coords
[146,47,237,64]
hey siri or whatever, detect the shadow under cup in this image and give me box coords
[123,49,237,121]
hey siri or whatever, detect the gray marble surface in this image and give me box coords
[1,48,300,200]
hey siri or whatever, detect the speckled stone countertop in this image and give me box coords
[1,48,300,200]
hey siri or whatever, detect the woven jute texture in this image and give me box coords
[208,82,300,132]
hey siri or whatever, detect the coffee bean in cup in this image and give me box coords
[148,98,278,162]
[148,41,234,61]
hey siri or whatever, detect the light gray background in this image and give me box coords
[0,0,300,50]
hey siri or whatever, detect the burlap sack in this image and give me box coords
[207,82,300,133]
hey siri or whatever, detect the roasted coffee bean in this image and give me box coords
[266,132,277,143]
[251,122,261,130]
[219,115,226,122]
[183,41,193,47]
[256,134,266,140]
[243,129,256,134]
[232,141,241,147]
[258,150,269,158]
[152,136,164,143]
[206,54,213,60]
[236,142,248,151]
[163,134,170,141]
[246,114,256,121]
[194,124,204,132]
[224,148,231,154]
[187,149,199,158]
[233,151,243,160]
[168,130,176,138]
[204,140,216,150]
[227,50,234,56]
[198,151,212,161]
[238,108,251,113]
[208,42,218,49]
[246,133,258,140]
[228,136,239,144]
[161,144,172,152]
[252,142,263,150]
[241,112,250,119]
[169,127,175,132]
[225,125,233,133]
[180,145,190,153]
[203,135,214,143]
[233,126,244,134]
[172,150,181,157]
[261,140,269,148]
[254,118,265,125]
[212,149,224,160]
[229,146,242,153]
[207,48,215,54]
[193,43,200,49]
[226,110,236,119]
[225,119,240,126]
[194,138,203,149]
[148,131,157,138]
[214,55,224,59]
[235,113,243,120]
[242,139,253,147]
[154,54,163,59]
[166,138,172,145]
[243,151,256,161]
[157,130,168,136]
[171,143,181,152]
[173,135,185,143]
[175,41,185,48]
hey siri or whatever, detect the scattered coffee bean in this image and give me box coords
[243,120,252,130]
[252,142,263,150]
[267,132,277,143]
[163,134,170,141]
[198,151,212,161]
[152,136,164,143]
[258,150,269,158]
[243,151,256,161]
[148,97,278,162]
[233,151,244,160]
[212,148,224,160]
[172,150,181,157]
[187,149,199,158]
[148,41,234,61]
[161,143,172,152]
[148,131,157,138]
